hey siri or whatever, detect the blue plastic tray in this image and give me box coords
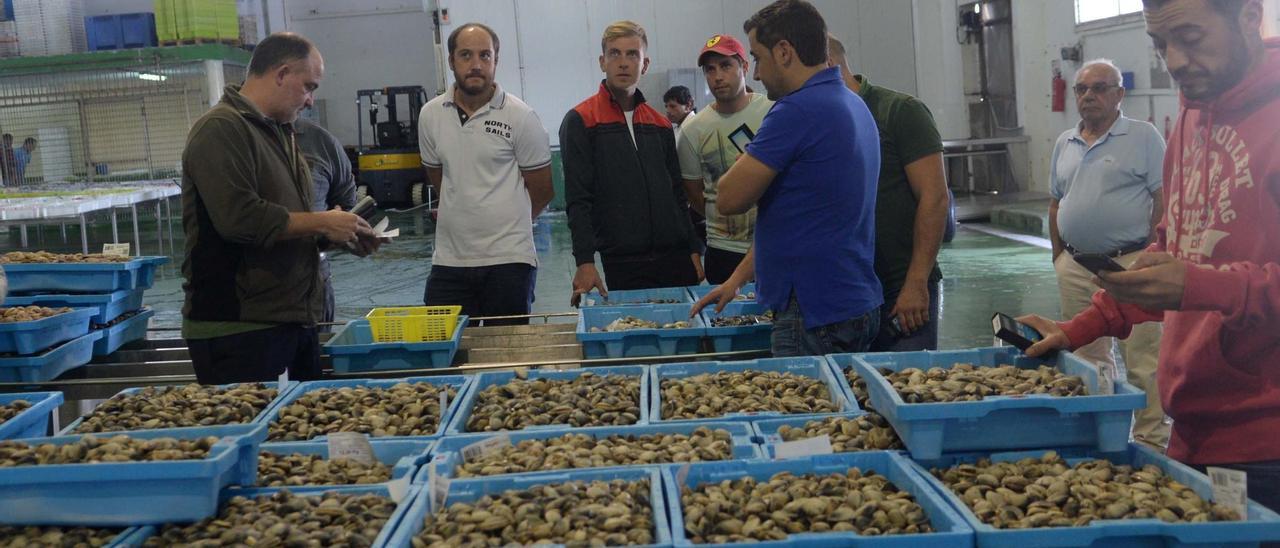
[833,347,1147,459]
[60,380,295,435]
[0,306,94,355]
[687,282,758,302]
[909,444,1280,547]
[445,365,649,435]
[0,330,101,383]
[0,391,63,440]
[3,288,146,325]
[651,357,856,423]
[700,300,773,352]
[387,467,670,548]
[577,304,707,358]
[246,439,434,489]
[424,421,761,481]
[262,376,474,441]
[752,411,906,458]
[3,256,168,293]
[324,317,466,373]
[92,307,153,357]
[665,451,973,547]
[0,423,267,526]
[580,286,693,306]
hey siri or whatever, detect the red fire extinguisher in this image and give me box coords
[1051,68,1067,112]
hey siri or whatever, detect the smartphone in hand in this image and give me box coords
[992,312,1044,351]
[1071,252,1126,276]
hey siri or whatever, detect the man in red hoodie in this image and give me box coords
[1022,0,1280,513]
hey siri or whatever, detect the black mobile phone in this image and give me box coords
[992,312,1043,351]
[1071,252,1126,275]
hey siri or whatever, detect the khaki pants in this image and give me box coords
[1056,251,1170,447]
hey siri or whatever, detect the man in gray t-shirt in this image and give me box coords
[295,118,357,324]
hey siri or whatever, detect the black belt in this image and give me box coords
[1064,241,1147,258]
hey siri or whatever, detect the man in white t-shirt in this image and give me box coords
[419,23,553,325]
[677,34,773,283]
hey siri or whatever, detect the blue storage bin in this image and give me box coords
[387,467,669,548]
[665,451,973,547]
[0,391,63,440]
[424,421,760,481]
[85,13,157,51]
[261,376,474,442]
[119,13,157,48]
[0,423,267,526]
[700,300,773,352]
[577,304,706,358]
[579,286,693,306]
[324,317,466,373]
[909,444,1280,547]
[60,380,295,435]
[3,256,168,293]
[832,347,1147,460]
[246,439,433,489]
[752,410,906,458]
[0,330,101,383]
[651,357,856,423]
[686,282,757,302]
[4,288,146,326]
[92,307,153,357]
[445,365,649,436]
[0,307,94,355]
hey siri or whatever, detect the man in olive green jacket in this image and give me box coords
[181,33,379,384]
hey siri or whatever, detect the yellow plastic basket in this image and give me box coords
[366,306,462,343]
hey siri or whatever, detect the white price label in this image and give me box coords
[773,434,834,459]
[277,368,289,388]
[1207,466,1248,519]
[102,243,130,257]
[1095,362,1115,395]
[461,434,511,463]
[387,476,411,504]
[675,463,691,488]
[439,390,450,416]
[326,432,375,466]
[427,458,451,513]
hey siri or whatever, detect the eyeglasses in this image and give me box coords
[1074,83,1120,96]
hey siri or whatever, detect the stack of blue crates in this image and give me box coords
[85,13,158,51]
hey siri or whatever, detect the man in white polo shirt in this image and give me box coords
[419,22,553,325]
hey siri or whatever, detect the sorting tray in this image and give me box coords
[579,286,693,306]
[424,421,761,481]
[0,423,268,526]
[577,304,707,359]
[92,307,153,357]
[908,444,1280,547]
[3,256,168,293]
[0,330,102,383]
[664,451,973,547]
[699,300,773,352]
[60,380,296,435]
[261,376,474,441]
[243,439,434,489]
[324,317,466,373]
[445,365,650,436]
[0,391,64,440]
[832,347,1147,459]
[0,306,95,355]
[651,357,856,423]
[687,282,758,302]
[386,467,670,548]
[3,288,146,325]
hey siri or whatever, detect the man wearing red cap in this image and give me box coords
[677,34,774,284]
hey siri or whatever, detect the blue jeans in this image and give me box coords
[870,279,941,352]
[771,294,879,357]
[1194,459,1280,517]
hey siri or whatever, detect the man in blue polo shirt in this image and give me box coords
[691,0,882,356]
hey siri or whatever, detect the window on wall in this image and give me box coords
[1075,0,1143,24]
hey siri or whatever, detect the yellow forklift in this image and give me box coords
[353,85,431,208]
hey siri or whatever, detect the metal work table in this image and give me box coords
[0,181,180,256]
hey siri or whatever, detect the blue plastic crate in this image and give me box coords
[0,391,63,440]
[324,317,466,373]
[832,347,1147,460]
[0,423,267,526]
[686,282,758,302]
[92,307,153,357]
[4,288,145,325]
[119,13,157,48]
[577,304,707,358]
[909,444,1280,547]
[262,376,474,442]
[0,306,94,355]
[0,330,101,383]
[665,451,973,547]
[424,421,760,481]
[60,380,295,435]
[246,439,434,489]
[3,256,168,293]
[387,467,670,548]
[700,300,773,352]
[579,286,693,306]
[752,410,908,458]
[651,357,856,423]
[444,365,649,436]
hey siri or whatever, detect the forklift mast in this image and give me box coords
[356,86,429,150]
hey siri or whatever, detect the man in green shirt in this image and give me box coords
[828,34,950,351]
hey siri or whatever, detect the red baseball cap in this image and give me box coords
[698,34,748,68]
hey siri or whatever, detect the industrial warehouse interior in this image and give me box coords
[0,0,1278,545]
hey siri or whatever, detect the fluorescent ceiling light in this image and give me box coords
[137,72,166,82]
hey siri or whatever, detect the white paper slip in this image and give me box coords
[327,432,376,466]
[1207,466,1248,520]
[675,463,691,488]
[461,434,512,463]
[427,458,451,513]
[773,434,834,459]
[439,390,449,419]
[1096,362,1115,395]
[387,476,411,504]
[373,217,399,240]
[102,243,130,257]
